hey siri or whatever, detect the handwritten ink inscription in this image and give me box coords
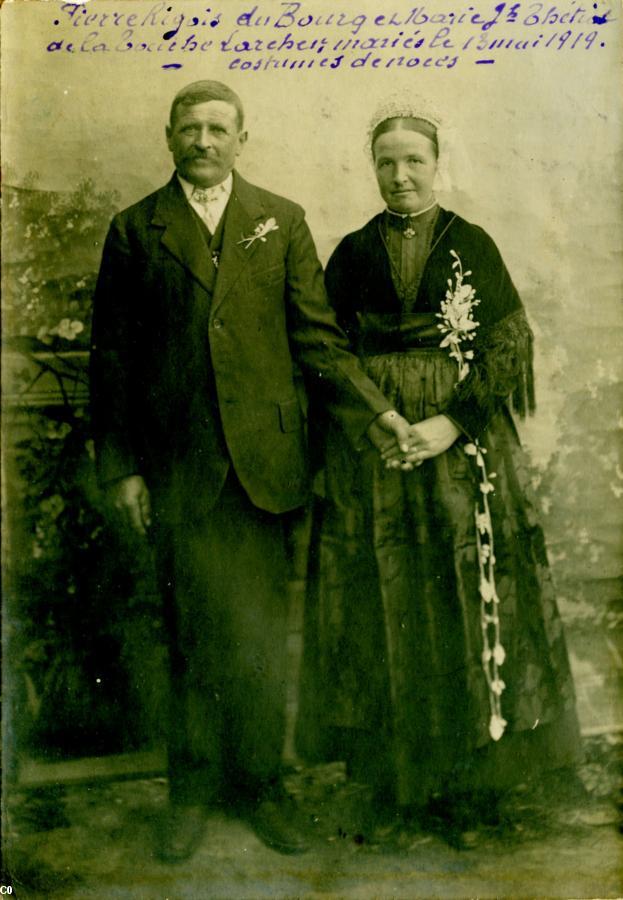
[45,1,615,70]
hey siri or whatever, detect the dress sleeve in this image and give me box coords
[441,228,536,441]
[324,238,360,343]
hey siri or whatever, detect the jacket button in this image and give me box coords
[212,318,223,329]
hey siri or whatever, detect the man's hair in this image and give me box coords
[169,80,245,130]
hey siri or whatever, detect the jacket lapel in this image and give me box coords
[151,176,214,294]
[210,171,268,314]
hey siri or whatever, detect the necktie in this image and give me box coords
[192,186,223,234]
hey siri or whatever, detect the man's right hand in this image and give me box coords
[367,410,411,463]
[108,475,152,536]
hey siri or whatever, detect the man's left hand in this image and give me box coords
[367,410,411,456]
[382,415,461,471]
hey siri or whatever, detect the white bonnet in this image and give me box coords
[367,90,467,193]
[367,91,443,146]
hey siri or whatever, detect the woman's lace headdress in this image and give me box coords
[366,91,466,193]
[367,92,443,147]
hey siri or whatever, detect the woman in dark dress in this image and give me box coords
[297,95,581,841]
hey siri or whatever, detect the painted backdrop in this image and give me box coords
[2,0,621,751]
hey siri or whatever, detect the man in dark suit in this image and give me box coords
[90,80,409,861]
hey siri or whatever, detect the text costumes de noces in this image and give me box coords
[89,170,391,803]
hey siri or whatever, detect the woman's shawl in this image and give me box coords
[325,209,535,440]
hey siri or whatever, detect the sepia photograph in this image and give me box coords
[1,0,621,896]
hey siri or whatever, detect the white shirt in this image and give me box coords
[177,172,233,234]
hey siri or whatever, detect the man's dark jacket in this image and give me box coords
[90,172,390,519]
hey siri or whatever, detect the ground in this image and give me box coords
[3,735,621,900]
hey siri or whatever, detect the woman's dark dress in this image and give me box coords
[297,207,580,806]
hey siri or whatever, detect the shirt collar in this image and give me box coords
[177,171,233,201]
[385,197,438,220]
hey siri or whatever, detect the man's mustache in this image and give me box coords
[185,151,218,161]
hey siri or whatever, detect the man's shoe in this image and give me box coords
[156,802,207,863]
[250,798,309,855]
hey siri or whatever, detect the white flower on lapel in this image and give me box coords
[237,217,279,249]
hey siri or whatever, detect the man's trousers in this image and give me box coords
[154,472,290,806]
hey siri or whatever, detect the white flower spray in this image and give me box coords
[237,217,279,249]
[437,250,507,741]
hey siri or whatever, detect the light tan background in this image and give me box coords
[3,0,621,466]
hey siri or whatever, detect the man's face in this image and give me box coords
[373,129,438,215]
[166,100,247,187]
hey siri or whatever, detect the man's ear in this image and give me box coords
[236,130,249,156]
[165,124,173,151]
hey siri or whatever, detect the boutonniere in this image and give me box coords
[237,217,279,249]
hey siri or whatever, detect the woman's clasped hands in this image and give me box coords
[367,410,461,472]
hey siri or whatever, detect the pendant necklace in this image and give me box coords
[387,211,417,239]
[386,198,438,240]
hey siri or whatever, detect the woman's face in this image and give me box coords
[373,127,438,214]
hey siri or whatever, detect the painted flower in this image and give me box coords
[50,318,85,340]
[40,494,65,519]
[46,421,72,441]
